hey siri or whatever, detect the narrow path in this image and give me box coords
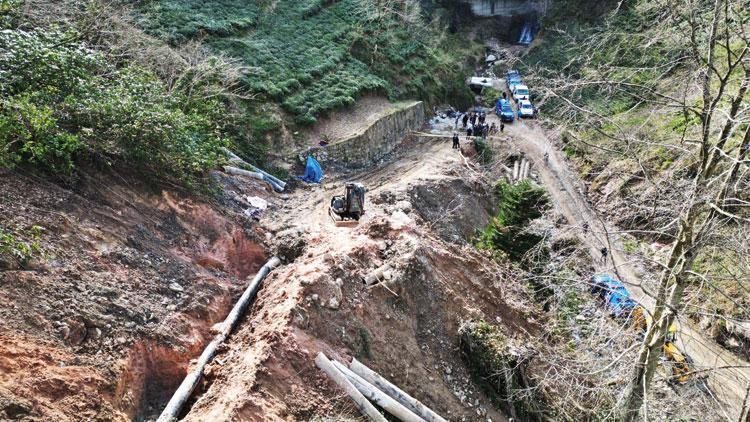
[492,116,750,419]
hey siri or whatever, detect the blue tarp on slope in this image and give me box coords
[299,155,323,183]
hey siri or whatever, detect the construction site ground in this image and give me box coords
[2,90,749,421]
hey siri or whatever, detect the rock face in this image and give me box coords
[304,101,424,168]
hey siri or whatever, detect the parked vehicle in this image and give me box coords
[512,84,530,101]
[506,70,522,90]
[495,98,514,122]
[516,99,536,118]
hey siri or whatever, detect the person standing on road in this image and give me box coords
[470,112,477,126]
[582,222,589,234]
[452,133,460,149]
[500,122,505,133]
[543,152,549,165]
[462,113,469,128]
[466,125,473,140]
[600,247,608,264]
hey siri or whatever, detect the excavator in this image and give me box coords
[631,307,693,384]
[329,183,365,225]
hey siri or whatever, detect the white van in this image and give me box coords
[512,84,530,101]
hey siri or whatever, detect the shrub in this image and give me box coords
[476,180,549,262]
[0,225,44,268]
[473,139,494,164]
[0,28,229,186]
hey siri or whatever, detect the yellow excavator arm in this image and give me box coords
[630,306,692,383]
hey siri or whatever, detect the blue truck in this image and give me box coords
[506,70,523,91]
[495,98,514,122]
[590,274,638,318]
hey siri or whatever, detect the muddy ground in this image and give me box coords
[0,133,542,421]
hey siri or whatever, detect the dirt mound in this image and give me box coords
[181,141,541,421]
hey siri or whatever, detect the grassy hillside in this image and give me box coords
[1,0,479,186]
[138,0,478,124]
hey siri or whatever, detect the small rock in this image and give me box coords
[326,297,340,310]
[169,282,184,293]
[90,327,102,340]
[58,325,71,340]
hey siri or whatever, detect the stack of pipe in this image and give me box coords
[315,353,447,422]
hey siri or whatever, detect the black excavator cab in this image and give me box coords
[329,183,365,224]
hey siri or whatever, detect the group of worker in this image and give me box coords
[450,109,505,150]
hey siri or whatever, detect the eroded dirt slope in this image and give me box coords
[0,169,272,421]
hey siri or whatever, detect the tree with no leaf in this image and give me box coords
[618,0,749,419]
[521,0,750,418]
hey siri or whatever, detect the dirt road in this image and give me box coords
[486,116,750,420]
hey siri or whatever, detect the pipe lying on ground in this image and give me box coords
[223,165,284,192]
[350,358,447,422]
[224,165,264,180]
[331,360,424,422]
[157,257,281,422]
[513,160,520,181]
[315,353,386,422]
[222,148,286,191]
[523,159,531,179]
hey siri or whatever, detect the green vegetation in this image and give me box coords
[140,0,265,42]
[0,26,230,186]
[139,0,476,124]
[458,320,548,421]
[0,225,43,267]
[473,138,494,164]
[476,180,549,262]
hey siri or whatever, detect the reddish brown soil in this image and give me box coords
[0,169,271,420]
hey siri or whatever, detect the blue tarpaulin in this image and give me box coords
[299,155,323,183]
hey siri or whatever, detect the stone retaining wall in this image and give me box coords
[300,101,424,169]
